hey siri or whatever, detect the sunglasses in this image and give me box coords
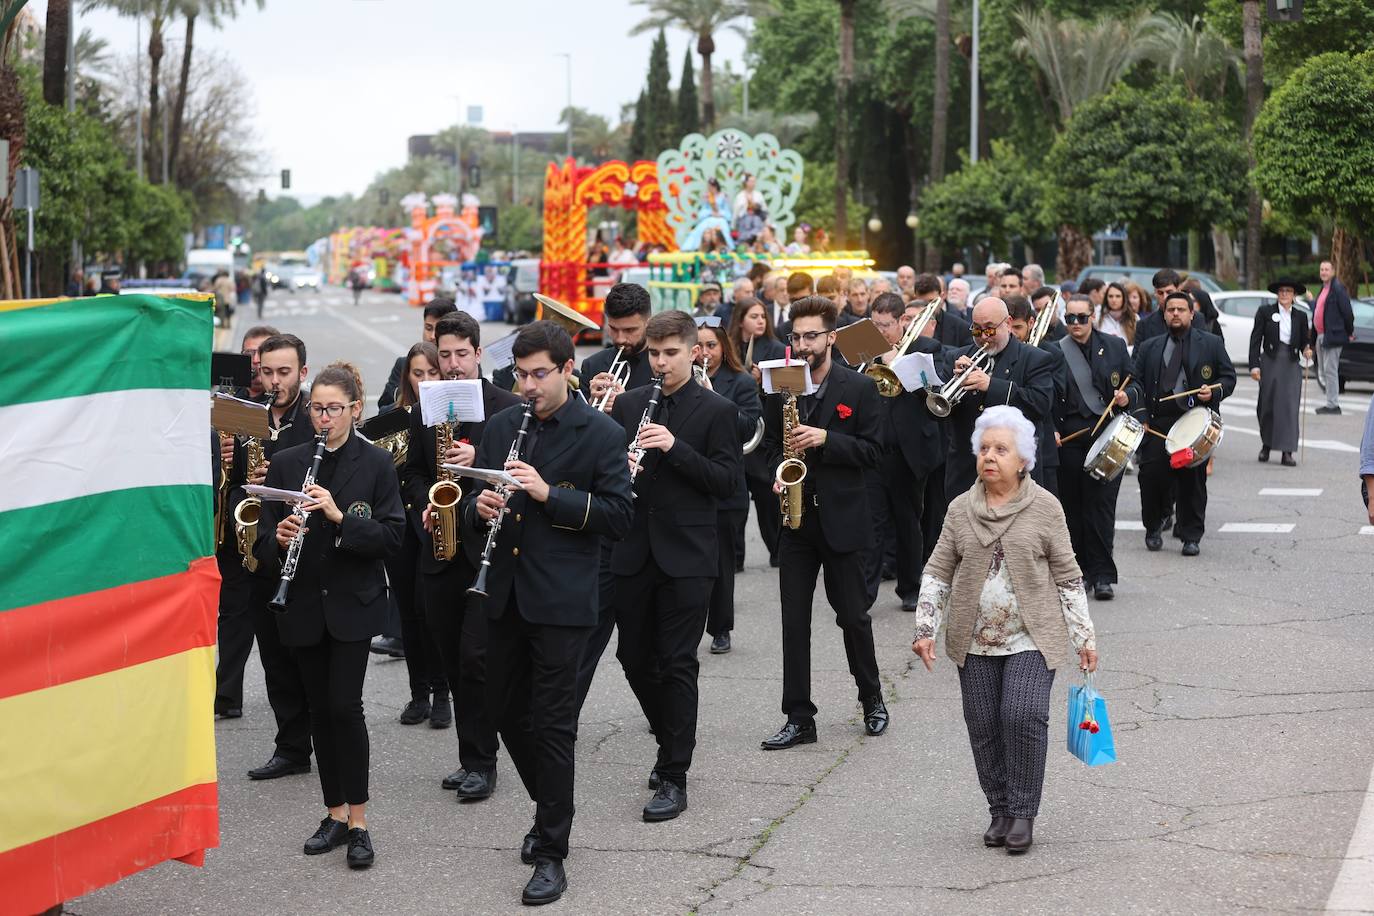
[694,315,722,328]
[970,318,1007,338]
[1063,313,1092,325]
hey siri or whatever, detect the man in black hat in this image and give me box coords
[694,281,723,319]
[1249,279,1313,466]
[99,268,122,294]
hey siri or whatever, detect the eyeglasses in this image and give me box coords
[694,315,722,327]
[308,401,356,417]
[787,330,830,345]
[1063,313,1092,325]
[513,366,562,382]
[970,318,1007,338]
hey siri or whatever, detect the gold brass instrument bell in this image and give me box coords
[866,297,942,398]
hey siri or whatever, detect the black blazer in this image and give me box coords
[461,397,634,626]
[581,343,655,395]
[707,367,762,511]
[1054,331,1142,439]
[1135,308,1166,345]
[1249,303,1312,365]
[377,354,406,411]
[935,309,974,348]
[1317,278,1356,345]
[760,363,883,554]
[254,430,406,647]
[609,380,741,578]
[225,392,315,548]
[883,336,946,477]
[738,333,785,367]
[400,379,522,572]
[1132,326,1237,426]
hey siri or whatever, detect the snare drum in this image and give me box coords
[1084,413,1144,482]
[1165,407,1224,467]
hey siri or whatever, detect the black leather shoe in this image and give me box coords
[1005,817,1034,854]
[399,698,431,725]
[709,633,731,654]
[983,815,1013,848]
[430,693,453,729]
[441,768,467,790]
[1182,541,1200,557]
[647,769,662,790]
[1281,452,1296,467]
[761,721,817,750]
[1161,511,1175,533]
[1257,446,1270,462]
[1316,405,1341,415]
[215,707,242,720]
[1145,530,1163,552]
[861,695,889,736]
[455,768,496,801]
[520,825,538,865]
[1094,583,1114,601]
[248,755,310,780]
[900,600,919,612]
[369,635,405,657]
[643,782,688,822]
[303,816,348,855]
[345,827,375,868]
[522,857,567,906]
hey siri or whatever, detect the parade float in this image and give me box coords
[401,192,485,306]
[327,226,409,291]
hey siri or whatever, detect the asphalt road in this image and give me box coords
[73,287,1374,915]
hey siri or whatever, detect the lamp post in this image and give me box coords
[557,53,572,160]
[969,0,979,163]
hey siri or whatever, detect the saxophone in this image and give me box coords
[775,392,808,530]
[428,408,462,561]
[232,436,266,571]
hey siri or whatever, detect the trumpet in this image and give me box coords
[926,343,996,418]
[468,404,536,598]
[1027,289,1062,348]
[268,433,329,613]
[591,347,631,411]
[694,354,710,386]
[628,376,666,495]
[429,404,462,561]
[866,297,942,398]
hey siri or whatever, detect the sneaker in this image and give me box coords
[399,698,431,725]
[346,827,375,868]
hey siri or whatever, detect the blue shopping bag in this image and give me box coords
[1066,672,1116,766]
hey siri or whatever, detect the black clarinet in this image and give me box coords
[268,433,328,613]
[468,404,535,598]
[627,375,665,498]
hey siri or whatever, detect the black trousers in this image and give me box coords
[388,521,446,701]
[251,582,312,763]
[777,506,883,724]
[875,452,927,605]
[861,468,888,609]
[1057,445,1123,585]
[294,635,372,808]
[744,451,781,565]
[708,509,745,637]
[921,465,947,564]
[574,543,658,721]
[1138,432,1207,542]
[214,546,256,713]
[614,561,713,789]
[486,600,590,861]
[424,559,499,772]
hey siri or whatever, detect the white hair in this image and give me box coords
[971,405,1038,472]
[1024,263,1046,287]
[948,277,971,294]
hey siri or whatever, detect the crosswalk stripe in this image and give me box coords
[1218,522,1295,533]
[1115,520,1145,531]
[1259,488,1322,496]
[1361,526,1374,536]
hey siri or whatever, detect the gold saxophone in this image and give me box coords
[429,421,462,561]
[233,437,266,571]
[775,392,808,530]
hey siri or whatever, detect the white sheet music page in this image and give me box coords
[419,379,485,427]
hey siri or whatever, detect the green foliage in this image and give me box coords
[792,159,863,244]
[1253,51,1374,236]
[919,141,1047,255]
[1045,81,1247,241]
[676,48,700,137]
[126,181,194,264]
[629,90,649,160]
[642,30,676,156]
[492,202,541,253]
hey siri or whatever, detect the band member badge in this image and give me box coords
[556,481,576,490]
[1201,365,1213,380]
[1110,371,1120,387]
[347,501,372,519]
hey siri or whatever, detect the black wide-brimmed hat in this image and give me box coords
[1268,277,1306,295]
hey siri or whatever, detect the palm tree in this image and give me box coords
[81,0,178,179]
[629,0,767,131]
[43,0,70,107]
[0,4,29,297]
[170,0,264,185]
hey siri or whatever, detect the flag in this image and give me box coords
[0,294,220,915]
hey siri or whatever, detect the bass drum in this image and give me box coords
[1165,407,1224,468]
[1083,413,1144,482]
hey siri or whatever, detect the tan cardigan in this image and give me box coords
[925,478,1083,671]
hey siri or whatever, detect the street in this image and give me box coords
[76,288,1374,915]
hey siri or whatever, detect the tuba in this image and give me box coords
[775,392,808,530]
[428,408,462,561]
[926,343,996,418]
[867,297,941,398]
[233,436,266,571]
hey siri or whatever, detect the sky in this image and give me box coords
[34,0,750,202]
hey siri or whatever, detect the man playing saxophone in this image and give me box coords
[757,297,888,751]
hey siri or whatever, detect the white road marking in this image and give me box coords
[1218,522,1295,533]
[1218,420,1360,452]
[1259,488,1323,496]
[1115,520,1145,531]
[325,305,411,355]
[368,314,400,323]
[1360,526,1374,536]
[1325,784,1374,914]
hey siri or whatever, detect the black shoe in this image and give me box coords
[880,566,897,581]
[1005,817,1034,854]
[768,556,780,568]
[303,816,348,855]
[248,755,310,780]
[734,561,745,573]
[1171,523,1182,541]
[983,815,1013,848]
[399,698,431,725]
[1093,583,1114,601]
[520,825,538,865]
[709,633,731,654]
[647,769,662,791]
[1161,511,1174,532]
[900,600,919,613]
[215,707,243,720]
[761,721,817,750]
[861,695,889,736]
[1145,530,1163,552]
[369,635,405,657]
[346,827,375,869]
[1182,541,1200,557]
[1281,452,1297,467]
[522,857,567,906]
[429,693,453,729]
[643,782,688,822]
[1316,405,1341,415]
[455,768,496,801]
[441,768,467,790]
[1257,446,1270,463]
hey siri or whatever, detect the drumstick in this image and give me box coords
[1089,374,1133,438]
[1158,383,1222,402]
[1059,425,1094,445]
[1144,427,1170,441]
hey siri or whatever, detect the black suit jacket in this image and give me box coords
[1317,278,1356,346]
[1249,303,1312,366]
[935,309,974,348]
[1132,326,1237,427]
[254,430,405,646]
[461,397,634,626]
[707,367,762,510]
[378,355,406,411]
[1054,331,1142,438]
[401,379,522,572]
[1135,308,1166,344]
[609,380,741,578]
[760,363,883,554]
[227,393,315,550]
[883,336,946,477]
[581,344,655,397]
[739,334,785,367]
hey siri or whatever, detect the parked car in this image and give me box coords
[1210,290,1279,366]
[507,258,541,325]
[1314,298,1374,393]
[1077,265,1223,295]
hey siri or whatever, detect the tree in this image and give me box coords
[833,0,855,249]
[43,0,70,108]
[628,90,649,159]
[1143,13,1239,102]
[920,142,1047,262]
[1253,51,1374,293]
[1,6,30,297]
[82,0,175,180]
[1240,0,1263,288]
[558,106,620,161]
[642,29,675,155]
[676,48,700,136]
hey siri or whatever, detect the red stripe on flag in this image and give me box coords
[0,781,218,916]
[0,555,220,699]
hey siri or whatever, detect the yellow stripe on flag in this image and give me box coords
[0,646,217,854]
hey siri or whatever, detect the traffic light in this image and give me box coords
[468,165,481,189]
[379,188,390,207]
[281,169,291,190]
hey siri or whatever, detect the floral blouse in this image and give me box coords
[913,540,1095,656]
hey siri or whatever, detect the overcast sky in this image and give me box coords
[38,0,750,201]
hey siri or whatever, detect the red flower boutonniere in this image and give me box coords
[836,403,853,419]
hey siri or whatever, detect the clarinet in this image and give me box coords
[268,433,329,613]
[627,375,665,496]
[468,404,536,598]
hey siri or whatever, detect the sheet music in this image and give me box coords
[483,331,518,369]
[419,379,485,427]
[243,484,312,505]
[211,391,270,437]
[441,465,523,490]
[758,358,816,395]
[889,351,944,392]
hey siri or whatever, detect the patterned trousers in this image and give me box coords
[957,651,1056,819]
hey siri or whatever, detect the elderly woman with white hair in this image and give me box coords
[911,405,1098,855]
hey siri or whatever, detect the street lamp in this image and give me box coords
[970,0,979,163]
[556,53,572,160]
